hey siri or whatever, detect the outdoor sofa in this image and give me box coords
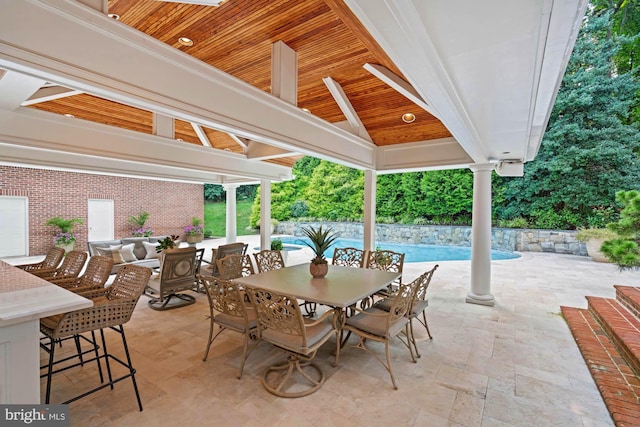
[87,236,169,274]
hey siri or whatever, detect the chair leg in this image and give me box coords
[118,325,143,412]
[384,339,398,390]
[421,311,433,339]
[90,331,105,383]
[44,338,56,404]
[100,329,115,390]
[409,317,421,358]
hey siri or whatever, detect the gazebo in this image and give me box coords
[0,0,587,306]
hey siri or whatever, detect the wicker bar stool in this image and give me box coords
[40,264,152,409]
[48,255,114,293]
[31,250,88,281]
[15,246,65,273]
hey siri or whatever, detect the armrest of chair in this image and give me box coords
[47,276,81,289]
[16,262,44,271]
[74,287,109,299]
[29,267,58,278]
[304,309,335,327]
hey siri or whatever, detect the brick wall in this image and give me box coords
[0,165,204,255]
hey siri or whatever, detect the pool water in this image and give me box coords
[277,236,520,263]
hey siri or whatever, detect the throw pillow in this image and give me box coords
[95,247,113,257]
[113,243,137,262]
[143,241,160,259]
[96,246,125,264]
[109,244,125,264]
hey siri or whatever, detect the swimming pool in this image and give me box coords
[276,236,520,263]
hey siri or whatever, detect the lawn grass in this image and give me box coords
[204,200,257,237]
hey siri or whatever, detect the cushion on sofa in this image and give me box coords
[121,237,152,260]
[143,241,160,259]
[95,246,125,264]
[110,243,137,262]
[88,240,122,256]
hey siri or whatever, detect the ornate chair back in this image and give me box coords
[332,247,366,268]
[217,254,255,279]
[253,250,285,273]
[209,242,248,276]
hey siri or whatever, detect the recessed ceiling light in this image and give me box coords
[176,138,184,142]
[178,37,194,47]
[64,114,75,118]
[402,113,416,123]
[301,108,310,113]
[107,13,120,20]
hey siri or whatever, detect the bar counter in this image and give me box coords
[0,260,92,403]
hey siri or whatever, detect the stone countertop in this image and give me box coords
[0,261,92,327]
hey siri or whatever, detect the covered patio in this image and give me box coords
[24,236,638,426]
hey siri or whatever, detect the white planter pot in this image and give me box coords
[585,238,610,263]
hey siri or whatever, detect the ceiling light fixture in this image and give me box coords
[401,113,416,123]
[64,114,75,118]
[107,13,120,20]
[301,108,310,113]
[178,37,194,47]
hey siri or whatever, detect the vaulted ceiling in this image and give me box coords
[0,0,586,184]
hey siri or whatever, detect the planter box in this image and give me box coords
[186,234,203,244]
[586,238,610,263]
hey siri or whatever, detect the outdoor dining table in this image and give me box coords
[233,262,401,321]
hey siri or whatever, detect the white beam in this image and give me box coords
[0,107,292,182]
[0,70,45,110]
[227,133,248,151]
[322,76,372,141]
[153,113,174,138]
[246,141,300,160]
[191,123,212,147]
[0,0,376,169]
[363,63,439,119]
[376,137,473,173]
[22,85,82,106]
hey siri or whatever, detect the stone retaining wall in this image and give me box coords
[275,221,588,256]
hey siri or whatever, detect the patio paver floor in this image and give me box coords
[6,235,640,426]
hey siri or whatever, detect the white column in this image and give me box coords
[260,179,271,250]
[363,169,376,251]
[466,164,495,306]
[223,184,238,243]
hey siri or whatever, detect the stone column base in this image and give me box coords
[466,292,495,306]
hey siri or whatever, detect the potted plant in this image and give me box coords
[184,217,204,244]
[271,237,287,264]
[576,228,617,263]
[300,225,338,278]
[155,235,181,253]
[128,211,153,237]
[45,216,83,252]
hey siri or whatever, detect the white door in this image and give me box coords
[88,199,114,241]
[0,196,28,257]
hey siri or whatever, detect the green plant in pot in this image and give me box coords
[45,216,83,252]
[301,225,338,278]
[128,211,153,237]
[271,238,284,251]
[156,235,181,253]
[184,217,204,244]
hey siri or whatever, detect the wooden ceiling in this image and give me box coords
[27,0,452,168]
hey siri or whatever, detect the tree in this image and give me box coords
[499,10,640,229]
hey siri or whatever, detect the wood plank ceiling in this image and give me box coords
[26,0,452,168]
